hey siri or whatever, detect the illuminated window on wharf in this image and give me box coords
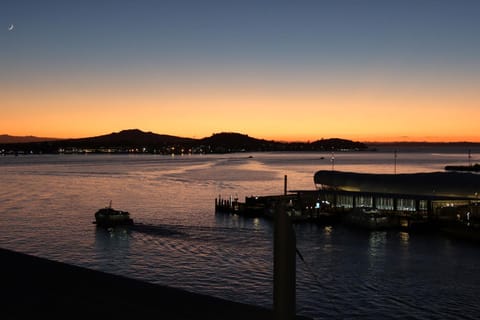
[355,196,373,208]
[377,197,394,210]
[397,198,416,211]
[337,195,354,208]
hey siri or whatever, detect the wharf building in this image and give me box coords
[217,170,480,230]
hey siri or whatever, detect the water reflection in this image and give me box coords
[93,226,133,271]
[214,212,271,231]
[368,231,387,256]
[3,153,480,320]
[324,225,333,237]
[399,231,410,245]
[94,226,131,242]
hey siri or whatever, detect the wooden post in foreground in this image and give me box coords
[274,202,296,320]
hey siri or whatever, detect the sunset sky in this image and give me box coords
[2,0,480,142]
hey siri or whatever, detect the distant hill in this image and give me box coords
[310,138,367,151]
[0,129,368,154]
[0,134,58,144]
[199,132,281,153]
[60,129,196,149]
[366,141,480,152]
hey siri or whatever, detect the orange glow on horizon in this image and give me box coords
[2,79,480,143]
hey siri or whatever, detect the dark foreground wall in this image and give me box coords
[1,247,278,319]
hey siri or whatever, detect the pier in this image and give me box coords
[217,171,480,233]
[216,188,480,233]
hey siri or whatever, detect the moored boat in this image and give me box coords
[343,207,396,229]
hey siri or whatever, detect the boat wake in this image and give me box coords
[129,223,188,237]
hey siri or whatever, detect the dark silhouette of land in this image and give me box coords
[0,129,368,154]
[367,141,480,152]
[0,134,58,144]
[445,163,480,172]
[4,129,479,155]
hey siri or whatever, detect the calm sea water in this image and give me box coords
[1,150,479,319]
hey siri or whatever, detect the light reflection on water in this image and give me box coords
[1,152,480,319]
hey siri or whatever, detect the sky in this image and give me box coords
[2,0,480,142]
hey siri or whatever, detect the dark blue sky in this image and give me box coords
[4,1,480,68]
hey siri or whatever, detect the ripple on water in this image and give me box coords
[2,154,480,320]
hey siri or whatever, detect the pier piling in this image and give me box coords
[274,201,296,320]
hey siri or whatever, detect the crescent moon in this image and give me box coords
[8,24,14,31]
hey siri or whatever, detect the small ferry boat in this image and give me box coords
[94,201,133,227]
[344,207,395,230]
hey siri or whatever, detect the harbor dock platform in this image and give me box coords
[1,247,309,319]
[216,189,480,234]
